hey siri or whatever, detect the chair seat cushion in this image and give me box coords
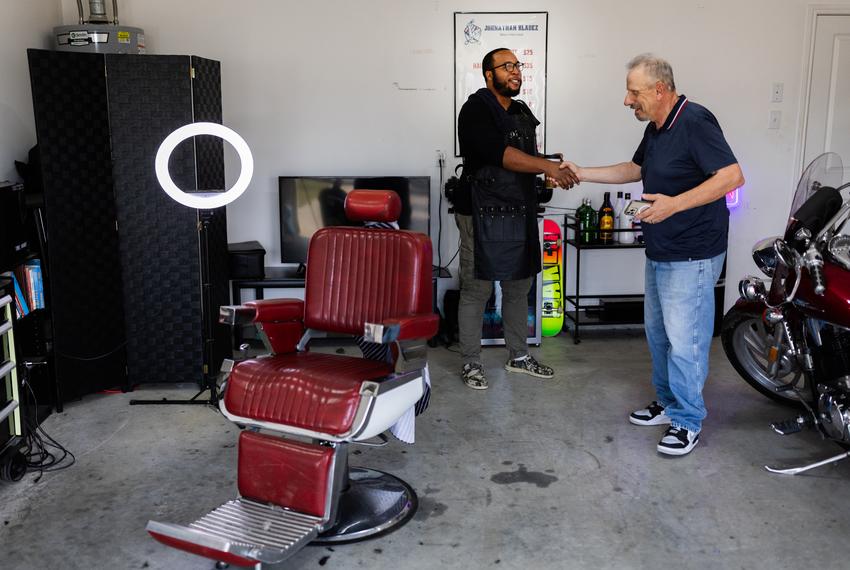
[224,353,393,435]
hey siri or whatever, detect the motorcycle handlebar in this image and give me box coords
[804,246,826,296]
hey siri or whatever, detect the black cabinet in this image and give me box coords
[27,49,230,402]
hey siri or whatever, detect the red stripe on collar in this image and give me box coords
[667,97,688,130]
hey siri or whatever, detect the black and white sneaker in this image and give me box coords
[657,426,700,456]
[461,362,488,390]
[504,355,554,379]
[629,401,672,426]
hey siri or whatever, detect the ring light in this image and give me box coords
[155,122,253,209]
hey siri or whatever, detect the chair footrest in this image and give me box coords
[147,498,323,566]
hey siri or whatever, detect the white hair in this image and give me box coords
[627,53,676,91]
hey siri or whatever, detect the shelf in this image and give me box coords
[565,294,644,303]
[564,309,644,327]
[564,238,646,250]
[563,214,646,250]
[13,307,47,324]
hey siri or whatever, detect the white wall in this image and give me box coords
[0,1,61,182]
[49,0,850,309]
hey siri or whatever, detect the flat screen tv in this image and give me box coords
[278,176,430,264]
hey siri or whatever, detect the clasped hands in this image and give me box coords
[542,153,579,189]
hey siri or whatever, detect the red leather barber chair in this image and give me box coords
[146,190,438,568]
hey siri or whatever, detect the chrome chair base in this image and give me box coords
[314,467,418,544]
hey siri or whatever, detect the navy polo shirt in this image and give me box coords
[632,95,738,261]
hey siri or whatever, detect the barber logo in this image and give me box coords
[464,20,482,45]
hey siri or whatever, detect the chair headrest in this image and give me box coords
[344,190,402,223]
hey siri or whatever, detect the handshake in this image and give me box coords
[540,153,581,190]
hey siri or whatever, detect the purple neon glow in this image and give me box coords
[726,187,741,208]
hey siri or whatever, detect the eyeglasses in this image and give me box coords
[489,61,524,73]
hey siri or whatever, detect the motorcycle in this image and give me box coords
[722,152,850,475]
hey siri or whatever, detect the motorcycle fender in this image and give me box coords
[729,297,767,317]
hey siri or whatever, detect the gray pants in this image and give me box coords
[455,214,533,363]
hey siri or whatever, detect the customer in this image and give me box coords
[563,53,744,455]
[455,47,577,390]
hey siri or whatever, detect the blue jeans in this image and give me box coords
[644,252,725,433]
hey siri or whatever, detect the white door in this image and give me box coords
[803,13,850,179]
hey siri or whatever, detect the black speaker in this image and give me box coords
[0,183,29,270]
[28,50,231,401]
[441,289,460,346]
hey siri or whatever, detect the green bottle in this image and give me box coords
[578,198,597,244]
[575,199,586,241]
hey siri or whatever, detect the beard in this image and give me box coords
[494,74,521,97]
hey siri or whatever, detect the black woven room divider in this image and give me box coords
[28,50,128,402]
[28,49,231,400]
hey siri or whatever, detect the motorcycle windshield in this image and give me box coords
[789,152,844,221]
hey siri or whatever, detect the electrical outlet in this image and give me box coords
[436,149,445,167]
[771,82,784,103]
[768,110,781,130]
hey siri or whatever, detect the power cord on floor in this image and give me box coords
[20,374,75,482]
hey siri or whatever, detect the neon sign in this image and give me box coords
[726,186,741,208]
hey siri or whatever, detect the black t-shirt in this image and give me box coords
[632,95,738,261]
[455,95,533,215]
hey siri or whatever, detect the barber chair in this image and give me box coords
[146,190,438,568]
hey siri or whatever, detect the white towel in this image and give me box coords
[389,364,431,444]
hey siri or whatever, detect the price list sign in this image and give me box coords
[454,12,549,156]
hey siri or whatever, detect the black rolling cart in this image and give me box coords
[563,213,646,344]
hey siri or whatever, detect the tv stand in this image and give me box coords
[230,267,305,305]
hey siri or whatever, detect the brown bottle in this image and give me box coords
[598,191,615,245]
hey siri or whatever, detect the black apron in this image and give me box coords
[469,91,541,281]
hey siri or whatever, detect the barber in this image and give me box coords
[454,47,578,390]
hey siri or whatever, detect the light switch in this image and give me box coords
[768,110,781,129]
[771,82,784,103]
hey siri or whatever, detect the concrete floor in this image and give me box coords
[2,331,850,570]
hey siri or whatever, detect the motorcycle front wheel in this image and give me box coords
[721,307,809,407]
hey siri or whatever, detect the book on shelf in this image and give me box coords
[24,259,44,310]
[1,259,44,318]
[0,271,29,318]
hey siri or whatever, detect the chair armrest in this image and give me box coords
[219,305,257,326]
[246,299,304,323]
[220,299,305,355]
[363,313,439,344]
[219,299,304,326]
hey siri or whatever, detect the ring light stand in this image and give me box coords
[130,123,253,407]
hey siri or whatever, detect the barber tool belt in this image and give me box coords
[471,168,539,281]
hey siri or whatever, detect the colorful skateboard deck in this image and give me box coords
[541,218,564,337]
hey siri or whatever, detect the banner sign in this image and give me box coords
[454,12,549,156]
